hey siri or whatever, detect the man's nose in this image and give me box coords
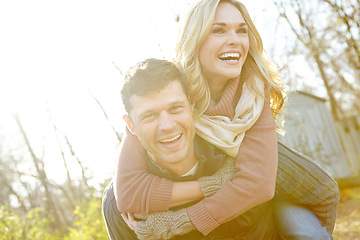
[158,111,176,131]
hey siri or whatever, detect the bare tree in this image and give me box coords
[63,135,93,198]
[14,113,64,232]
[273,0,360,120]
[91,92,123,143]
[48,109,78,203]
[0,158,28,212]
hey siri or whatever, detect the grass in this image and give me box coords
[332,187,360,239]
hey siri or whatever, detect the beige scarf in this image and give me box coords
[195,77,264,158]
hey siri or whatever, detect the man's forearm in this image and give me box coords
[170,181,203,208]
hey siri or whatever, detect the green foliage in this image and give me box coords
[1,196,109,240]
[0,205,60,240]
[64,197,108,240]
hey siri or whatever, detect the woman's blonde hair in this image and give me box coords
[175,0,286,128]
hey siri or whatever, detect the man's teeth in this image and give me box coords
[218,52,240,60]
[161,134,181,143]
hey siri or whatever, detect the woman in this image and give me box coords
[108,0,339,239]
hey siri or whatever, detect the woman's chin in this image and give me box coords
[223,72,241,79]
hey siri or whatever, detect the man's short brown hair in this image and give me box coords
[121,58,187,115]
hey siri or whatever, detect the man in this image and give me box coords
[102,58,278,239]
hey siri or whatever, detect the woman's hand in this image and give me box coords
[121,213,140,231]
[198,157,236,197]
[134,209,195,240]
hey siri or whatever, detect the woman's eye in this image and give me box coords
[237,28,248,34]
[213,28,224,34]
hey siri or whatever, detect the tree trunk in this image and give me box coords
[15,113,64,232]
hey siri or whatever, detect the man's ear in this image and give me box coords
[123,115,136,135]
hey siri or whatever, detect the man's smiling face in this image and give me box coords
[126,81,196,174]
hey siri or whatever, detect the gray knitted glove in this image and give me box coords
[198,157,236,197]
[135,208,195,240]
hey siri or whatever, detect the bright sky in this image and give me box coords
[0,0,298,186]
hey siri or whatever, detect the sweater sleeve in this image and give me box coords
[187,91,278,235]
[114,128,173,214]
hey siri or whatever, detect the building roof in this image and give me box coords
[288,91,327,103]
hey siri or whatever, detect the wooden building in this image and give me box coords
[335,115,360,177]
[278,91,352,179]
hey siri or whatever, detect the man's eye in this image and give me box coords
[142,113,156,121]
[170,106,183,112]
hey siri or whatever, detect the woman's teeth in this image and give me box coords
[218,52,240,61]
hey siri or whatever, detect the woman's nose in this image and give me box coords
[227,30,241,46]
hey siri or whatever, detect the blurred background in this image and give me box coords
[0,0,359,239]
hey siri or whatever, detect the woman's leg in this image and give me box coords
[274,198,332,240]
[275,142,339,233]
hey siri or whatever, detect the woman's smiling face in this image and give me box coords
[198,2,249,91]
